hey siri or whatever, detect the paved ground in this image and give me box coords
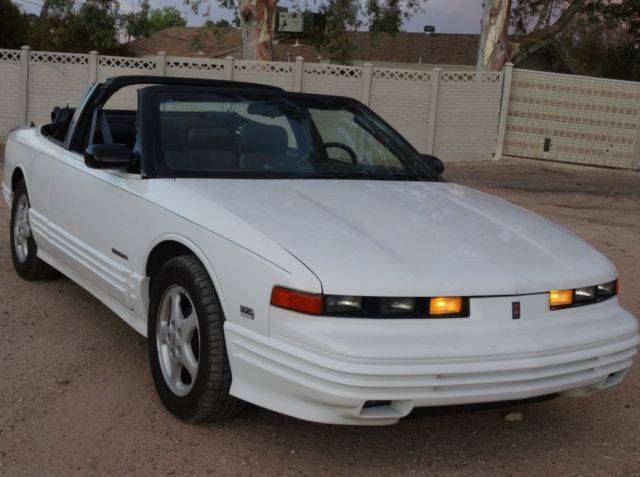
[1,154,639,476]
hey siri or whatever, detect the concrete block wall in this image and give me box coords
[503,68,640,169]
[0,46,502,163]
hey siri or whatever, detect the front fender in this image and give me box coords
[144,231,322,338]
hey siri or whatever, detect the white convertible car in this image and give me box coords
[3,76,638,425]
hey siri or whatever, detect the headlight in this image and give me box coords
[428,296,464,316]
[380,297,416,315]
[574,286,597,305]
[597,280,617,299]
[549,280,617,310]
[325,295,362,314]
[271,287,469,318]
[549,289,574,308]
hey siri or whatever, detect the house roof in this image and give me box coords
[277,32,479,65]
[126,27,243,58]
[126,27,479,66]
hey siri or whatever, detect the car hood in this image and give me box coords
[180,179,616,296]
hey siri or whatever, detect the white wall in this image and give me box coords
[504,69,640,169]
[0,47,503,163]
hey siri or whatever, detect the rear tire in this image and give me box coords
[148,255,244,422]
[10,181,59,280]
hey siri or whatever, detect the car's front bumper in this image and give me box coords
[225,294,639,425]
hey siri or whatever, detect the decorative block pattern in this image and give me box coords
[98,56,155,70]
[503,69,640,169]
[3,46,634,168]
[167,58,225,71]
[30,51,88,65]
[373,67,431,82]
[0,49,20,63]
[304,63,361,79]
[234,60,293,74]
[440,71,501,83]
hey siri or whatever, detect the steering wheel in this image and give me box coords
[323,142,358,165]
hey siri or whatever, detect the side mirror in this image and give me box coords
[84,144,132,170]
[421,154,444,174]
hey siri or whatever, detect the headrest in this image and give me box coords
[240,122,288,155]
[188,128,235,151]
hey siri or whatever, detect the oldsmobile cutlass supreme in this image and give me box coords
[3,76,638,425]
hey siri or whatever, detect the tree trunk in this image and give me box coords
[477,0,512,71]
[239,0,278,61]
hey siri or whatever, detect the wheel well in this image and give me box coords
[146,240,195,285]
[11,168,25,191]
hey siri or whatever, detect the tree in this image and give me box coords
[184,0,424,62]
[238,0,277,60]
[0,0,31,49]
[148,6,187,32]
[29,0,122,53]
[124,0,151,40]
[317,0,360,64]
[553,18,640,80]
[188,18,233,54]
[368,0,404,34]
[124,1,187,41]
[478,0,640,71]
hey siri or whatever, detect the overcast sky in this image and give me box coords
[17,0,482,34]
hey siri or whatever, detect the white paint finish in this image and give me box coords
[227,299,638,424]
[180,178,615,296]
[3,129,321,337]
[3,119,638,425]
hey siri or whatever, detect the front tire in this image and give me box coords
[10,181,59,280]
[148,255,244,422]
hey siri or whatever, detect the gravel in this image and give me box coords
[1,154,639,476]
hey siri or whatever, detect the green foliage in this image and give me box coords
[188,19,232,54]
[513,1,640,80]
[310,0,423,62]
[148,6,187,32]
[124,0,151,40]
[367,0,405,34]
[317,0,360,64]
[28,0,123,53]
[559,19,640,81]
[124,1,186,40]
[0,0,31,49]
[185,0,423,64]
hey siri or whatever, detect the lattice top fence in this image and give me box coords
[0,47,500,90]
[0,46,507,163]
[99,55,156,70]
[31,51,88,65]
[0,49,20,63]
[167,57,226,72]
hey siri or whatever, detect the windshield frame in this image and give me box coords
[138,85,442,182]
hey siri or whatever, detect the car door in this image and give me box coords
[45,114,143,310]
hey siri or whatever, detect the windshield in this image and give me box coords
[152,91,438,181]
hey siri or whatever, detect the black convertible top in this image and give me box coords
[66,75,284,152]
[100,75,283,97]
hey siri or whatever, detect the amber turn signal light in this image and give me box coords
[270,286,323,315]
[549,289,574,309]
[428,296,463,316]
